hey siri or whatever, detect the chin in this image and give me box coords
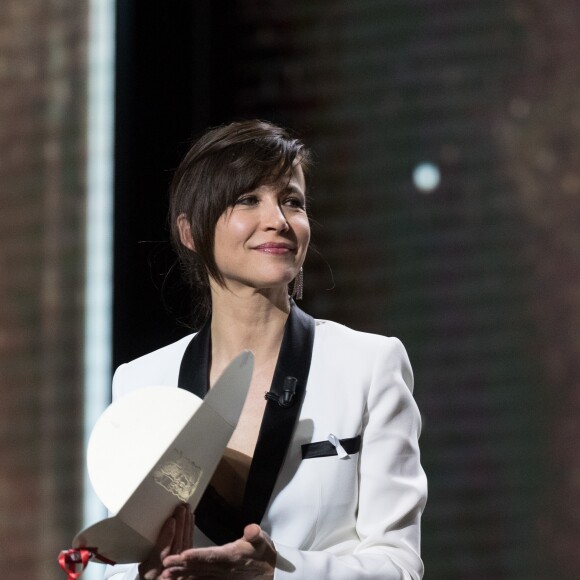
[254,270,297,287]
[228,269,298,295]
[254,278,295,294]
[258,281,293,293]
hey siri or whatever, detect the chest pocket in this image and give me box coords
[301,434,361,459]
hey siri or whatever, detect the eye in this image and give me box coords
[284,196,306,210]
[235,195,259,206]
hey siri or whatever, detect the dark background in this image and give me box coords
[112,2,580,578]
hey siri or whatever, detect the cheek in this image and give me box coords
[296,216,311,247]
[215,216,252,249]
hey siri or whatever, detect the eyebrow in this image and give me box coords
[282,183,306,195]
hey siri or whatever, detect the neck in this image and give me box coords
[209,285,291,367]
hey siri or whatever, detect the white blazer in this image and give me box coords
[104,312,427,580]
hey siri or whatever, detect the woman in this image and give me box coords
[105,120,427,580]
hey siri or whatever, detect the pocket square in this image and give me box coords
[301,434,361,459]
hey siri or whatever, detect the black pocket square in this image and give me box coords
[301,435,361,459]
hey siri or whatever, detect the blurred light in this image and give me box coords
[83,1,115,577]
[510,97,531,118]
[413,162,441,193]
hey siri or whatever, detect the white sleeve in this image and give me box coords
[101,365,142,580]
[273,338,427,579]
[111,362,128,400]
[102,563,140,580]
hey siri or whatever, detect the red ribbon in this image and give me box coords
[58,549,93,579]
[58,548,116,579]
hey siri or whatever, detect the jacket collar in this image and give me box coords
[177,301,315,544]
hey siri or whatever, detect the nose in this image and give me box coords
[263,199,289,231]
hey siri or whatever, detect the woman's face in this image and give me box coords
[212,163,310,296]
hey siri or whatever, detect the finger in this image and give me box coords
[163,545,229,568]
[160,568,184,580]
[170,507,182,554]
[161,566,188,579]
[160,568,182,580]
[243,523,263,544]
[179,505,191,550]
[185,509,194,549]
[158,517,176,553]
[242,524,277,568]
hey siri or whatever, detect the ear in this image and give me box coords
[177,213,196,251]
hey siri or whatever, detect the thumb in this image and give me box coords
[157,516,177,558]
[243,523,263,544]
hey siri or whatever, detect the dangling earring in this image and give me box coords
[292,267,304,300]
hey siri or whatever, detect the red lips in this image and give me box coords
[253,242,295,254]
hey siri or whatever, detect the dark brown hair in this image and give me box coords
[169,119,311,323]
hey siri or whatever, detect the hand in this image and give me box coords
[138,504,193,580]
[161,523,276,579]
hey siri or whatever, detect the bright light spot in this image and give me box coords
[83,3,115,573]
[413,162,441,193]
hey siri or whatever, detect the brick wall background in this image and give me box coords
[2,1,580,579]
[0,1,87,578]
[498,1,580,571]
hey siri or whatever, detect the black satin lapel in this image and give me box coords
[176,304,316,544]
[178,319,243,544]
[177,318,211,398]
[242,302,316,526]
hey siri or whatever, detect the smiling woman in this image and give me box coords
[169,121,312,325]
[178,164,309,304]
[104,120,427,580]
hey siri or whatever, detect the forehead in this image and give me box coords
[290,163,306,190]
[257,163,306,193]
